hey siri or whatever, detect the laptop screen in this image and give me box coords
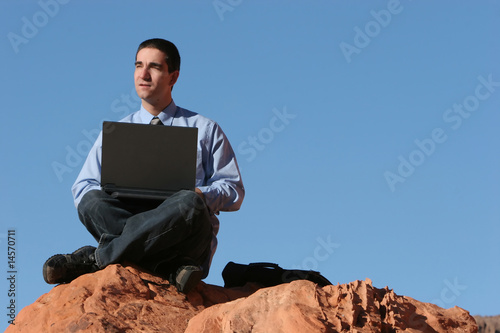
[101,121,198,195]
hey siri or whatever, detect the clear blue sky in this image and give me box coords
[1,1,499,329]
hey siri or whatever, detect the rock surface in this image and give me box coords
[6,264,259,333]
[474,315,500,333]
[186,277,476,333]
[6,264,477,333]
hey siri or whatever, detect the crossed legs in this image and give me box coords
[44,189,213,293]
[78,189,212,272]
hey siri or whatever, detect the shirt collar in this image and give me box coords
[139,100,177,125]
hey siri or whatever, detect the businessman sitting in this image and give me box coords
[43,38,245,294]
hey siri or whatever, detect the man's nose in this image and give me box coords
[139,67,151,80]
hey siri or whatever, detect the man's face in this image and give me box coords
[134,47,178,108]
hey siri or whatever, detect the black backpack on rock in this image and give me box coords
[222,261,332,288]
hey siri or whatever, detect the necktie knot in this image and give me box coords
[150,117,163,125]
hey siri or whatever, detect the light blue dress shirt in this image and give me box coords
[71,101,245,270]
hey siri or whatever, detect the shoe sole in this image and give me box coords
[43,254,69,284]
[176,265,203,294]
[42,246,97,284]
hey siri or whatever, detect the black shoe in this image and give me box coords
[43,246,99,284]
[175,265,203,294]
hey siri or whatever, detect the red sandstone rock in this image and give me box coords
[186,278,477,333]
[6,265,477,333]
[5,264,258,333]
[474,315,500,333]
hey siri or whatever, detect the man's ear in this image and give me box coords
[169,70,180,87]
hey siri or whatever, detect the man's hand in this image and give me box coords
[195,188,205,202]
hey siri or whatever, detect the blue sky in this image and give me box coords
[1,0,499,329]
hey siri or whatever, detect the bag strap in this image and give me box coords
[248,262,281,270]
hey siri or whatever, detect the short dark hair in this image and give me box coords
[136,38,181,73]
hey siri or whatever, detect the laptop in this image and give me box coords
[101,121,198,201]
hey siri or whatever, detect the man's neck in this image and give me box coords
[142,98,172,116]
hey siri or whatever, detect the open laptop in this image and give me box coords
[101,121,198,201]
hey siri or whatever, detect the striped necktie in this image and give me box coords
[150,117,163,125]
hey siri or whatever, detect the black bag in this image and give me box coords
[222,261,332,288]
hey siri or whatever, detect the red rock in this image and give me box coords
[474,315,500,333]
[5,264,258,333]
[186,278,477,333]
[6,265,477,333]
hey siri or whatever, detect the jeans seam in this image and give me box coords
[95,233,108,268]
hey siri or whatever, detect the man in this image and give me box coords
[43,39,244,294]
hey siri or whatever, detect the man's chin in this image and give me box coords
[135,91,151,101]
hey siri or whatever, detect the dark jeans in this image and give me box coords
[77,189,213,276]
